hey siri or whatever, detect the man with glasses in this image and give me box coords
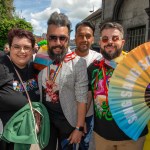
[87,22,148,150]
[38,12,88,150]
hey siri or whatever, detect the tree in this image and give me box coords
[0,0,14,19]
[0,17,33,49]
[0,0,33,49]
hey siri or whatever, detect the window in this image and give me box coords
[125,25,146,51]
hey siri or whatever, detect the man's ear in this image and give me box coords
[122,39,125,47]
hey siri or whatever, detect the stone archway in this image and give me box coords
[112,0,124,21]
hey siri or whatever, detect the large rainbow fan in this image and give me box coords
[108,42,150,141]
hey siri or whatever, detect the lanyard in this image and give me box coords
[47,62,62,82]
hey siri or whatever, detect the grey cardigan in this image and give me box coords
[38,55,88,127]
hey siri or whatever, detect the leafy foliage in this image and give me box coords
[0,0,33,50]
[0,0,14,20]
[0,18,33,49]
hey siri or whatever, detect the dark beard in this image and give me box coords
[101,45,122,61]
[48,45,67,63]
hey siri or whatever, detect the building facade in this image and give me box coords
[83,0,150,51]
[102,0,149,51]
[83,8,102,45]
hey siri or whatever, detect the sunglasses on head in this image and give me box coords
[100,35,120,43]
[48,35,68,42]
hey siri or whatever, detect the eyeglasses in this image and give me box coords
[48,35,68,43]
[11,45,32,52]
[100,36,121,43]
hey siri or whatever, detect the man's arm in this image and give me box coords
[68,102,86,144]
[68,58,88,144]
[76,102,87,127]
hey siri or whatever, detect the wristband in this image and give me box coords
[75,126,84,132]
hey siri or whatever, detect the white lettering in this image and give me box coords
[122,83,134,90]
[130,68,140,77]
[138,60,148,71]
[121,101,138,124]
[145,56,150,66]
[128,115,138,124]
[121,100,132,108]
[121,91,132,98]
[123,107,134,117]
[125,68,140,82]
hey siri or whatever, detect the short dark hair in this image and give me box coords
[47,11,72,34]
[99,22,124,38]
[75,21,95,34]
[8,28,35,48]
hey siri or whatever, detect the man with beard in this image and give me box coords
[87,22,148,150]
[38,12,88,150]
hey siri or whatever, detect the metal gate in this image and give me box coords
[125,25,146,51]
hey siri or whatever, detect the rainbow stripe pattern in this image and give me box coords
[34,45,53,71]
[108,42,150,141]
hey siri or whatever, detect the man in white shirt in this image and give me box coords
[74,21,102,150]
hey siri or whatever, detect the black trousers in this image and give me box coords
[0,140,14,150]
[44,117,74,150]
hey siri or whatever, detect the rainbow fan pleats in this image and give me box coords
[108,42,150,141]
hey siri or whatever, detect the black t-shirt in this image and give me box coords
[42,87,65,120]
[87,60,148,141]
[41,62,66,121]
[0,55,40,125]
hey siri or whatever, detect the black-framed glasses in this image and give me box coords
[100,35,121,43]
[11,45,32,52]
[48,35,68,43]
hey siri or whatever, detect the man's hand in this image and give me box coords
[68,129,84,144]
